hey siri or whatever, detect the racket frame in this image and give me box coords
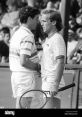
[19,89,48,109]
[19,83,75,109]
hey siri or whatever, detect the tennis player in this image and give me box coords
[9,6,41,108]
[40,9,66,108]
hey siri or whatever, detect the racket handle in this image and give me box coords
[58,83,75,92]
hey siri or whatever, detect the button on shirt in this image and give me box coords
[41,33,66,91]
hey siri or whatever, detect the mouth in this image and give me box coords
[42,27,45,30]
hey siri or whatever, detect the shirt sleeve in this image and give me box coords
[20,35,34,56]
[52,36,66,60]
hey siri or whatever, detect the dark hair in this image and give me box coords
[48,0,58,3]
[0,0,7,13]
[42,9,63,31]
[0,27,10,35]
[19,6,40,24]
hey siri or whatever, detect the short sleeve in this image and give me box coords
[52,36,66,60]
[20,35,34,56]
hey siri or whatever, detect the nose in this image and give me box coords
[40,21,44,27]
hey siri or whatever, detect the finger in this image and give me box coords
[50,91,57,97]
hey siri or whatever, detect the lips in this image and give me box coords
[42,27,45,30]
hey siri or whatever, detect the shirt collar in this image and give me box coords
[21,25,34,37]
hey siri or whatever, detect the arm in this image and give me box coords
[69,40,82,60]
[54,56,65,91]
[50,36,66,96]
[50,56,65,96]
[20,35,41,71]
[20,54,41,71]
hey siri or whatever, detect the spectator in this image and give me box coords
[67,29,78,64]
[76,28,82,38]
[0,27,10,63]
[0,0,7,14]
[70,0,80,18]
[0,2,7,30]
[1,0,19,30]
[68,28,82,64]
[46,0,61,11]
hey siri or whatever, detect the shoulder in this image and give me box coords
[54,33,64,40]
[52,33,65,44]
[20,26,34,38]
[0,41,9,49]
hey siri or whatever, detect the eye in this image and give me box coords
[42,20,47,23]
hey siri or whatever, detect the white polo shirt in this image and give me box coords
[9,25,40,97]
[9,25,37,72]
[41,33,66,91]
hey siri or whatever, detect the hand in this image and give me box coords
[76,53,82,63]
[50,91,58,97]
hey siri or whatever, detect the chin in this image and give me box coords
[43,29,46,33]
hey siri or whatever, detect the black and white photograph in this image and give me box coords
[0,0,82,116]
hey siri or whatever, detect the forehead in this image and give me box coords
[5,33,9,36]
[41,14,50,21]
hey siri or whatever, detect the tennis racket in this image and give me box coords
[19,83,75,109]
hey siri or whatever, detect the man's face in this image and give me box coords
[30,15,39,30]
[4,33,10,45]
[0,31,4,41]
[40,14,52,34]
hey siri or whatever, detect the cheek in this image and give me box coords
[45,23,50,29]
[43,23,47,27]
[35,20,38,25]
[34,20,38,26]
[4,37,9,41]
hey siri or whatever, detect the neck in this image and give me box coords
[48,29,57,38]
[22,24,30,30]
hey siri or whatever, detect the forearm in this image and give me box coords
[24,59,40,71]
[69,41,82,59]
[54,60,65,88]
[47,58,65,92]
[20,54,41,71]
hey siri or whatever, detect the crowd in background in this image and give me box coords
[67,0,82,64]
[0,0,82,64]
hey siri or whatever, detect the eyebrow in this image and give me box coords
[41,20,47,22]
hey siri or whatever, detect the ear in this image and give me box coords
[28,17,32,22]
[52,21,56,25]
[27,17,32,25]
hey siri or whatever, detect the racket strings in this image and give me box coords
[30,97,46,108]
[20,91,47,109]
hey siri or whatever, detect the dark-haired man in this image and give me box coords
[0,27,10,62]
[9,6,40,108]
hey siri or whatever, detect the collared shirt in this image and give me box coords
[41,32,66,91]
[9,25,37,72]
